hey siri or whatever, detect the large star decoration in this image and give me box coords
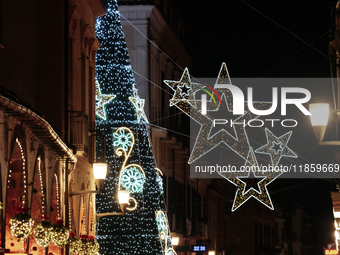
[164,64,272,164]
[255,128,297,166]
[222,148,282,211]
[129,85,148,123]
[95,80,116,120]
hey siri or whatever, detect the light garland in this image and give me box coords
[9,211,34,240]
[69,233,82,255]
[9,138,27,207]
[54,174,60,219]
[68,197,72,232]
[33,221,54,248]
[51,221,69,247]
[37,157,45,217]
[79,236,100,255]
[81,196,86,234]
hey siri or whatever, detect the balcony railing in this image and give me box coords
[69,111,89,154]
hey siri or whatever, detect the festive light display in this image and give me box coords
[79,235,100,255]
[165,64,296,211]
[129,85,148,123]
[8,139,27,207]
[255,128,297,166]
[165,64,273,164]
[95,0,176,253]
[223,149,278,211]
[96,80,116,120]
[33,220,54,248]
[37,157,46,217]
[155,210,175,255]
[54,174,61,222]
[9,211,34,240]
[51,221,69,247]
[69,233,82,255]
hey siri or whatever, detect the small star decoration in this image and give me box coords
[226,149,282,211]
[255,128,297,166]
[129,85,148,123]
[95,80,116,120]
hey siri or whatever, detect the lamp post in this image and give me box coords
[69,163,130,217]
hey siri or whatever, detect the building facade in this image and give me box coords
[0,0,106,254]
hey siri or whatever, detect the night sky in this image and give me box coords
[171,0,337,249]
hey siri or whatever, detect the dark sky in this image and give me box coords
[171,0,337,248]
[172,0,332,78]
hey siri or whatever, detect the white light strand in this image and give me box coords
[54,173,60,219]
[16,138,26,208]
[82,196,86,235]
[37,157,45,217]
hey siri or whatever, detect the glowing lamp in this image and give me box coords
[171,236,179,245]
[118,190,130,214]
[93,163,108,179]
[309,103,329,143]
[334,211,340,219]
[93,163,107,192]
[118,190,130,204]
[208,251,216,255]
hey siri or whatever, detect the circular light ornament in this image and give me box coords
[120,166,145,193]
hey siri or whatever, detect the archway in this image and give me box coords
[5,138,28,252]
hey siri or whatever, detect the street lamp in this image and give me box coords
[171,236,179,246]
[308,103,340,145]
[69,163,108,196]
[309,103,330,144]
[93,162,108,191]
[69,163,130,217]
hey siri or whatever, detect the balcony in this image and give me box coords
[69,111,89,154]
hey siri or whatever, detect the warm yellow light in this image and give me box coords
[336,230,340,240]
[208,251,216,255]
[118,190,130,204]
[334,211,340,218]
[171,236,179,245]
[93,163,107,179]
[309,103,329,126]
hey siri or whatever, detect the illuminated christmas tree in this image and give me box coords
[95,1,176,254]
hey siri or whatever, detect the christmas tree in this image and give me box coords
[95,1,176,254]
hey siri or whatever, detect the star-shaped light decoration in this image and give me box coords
[222,148,282,211]
[164,68,196,114]
[95,80,116,120]
[255,128,297,166]
[129,85,148,123]
[164,64,272,164]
